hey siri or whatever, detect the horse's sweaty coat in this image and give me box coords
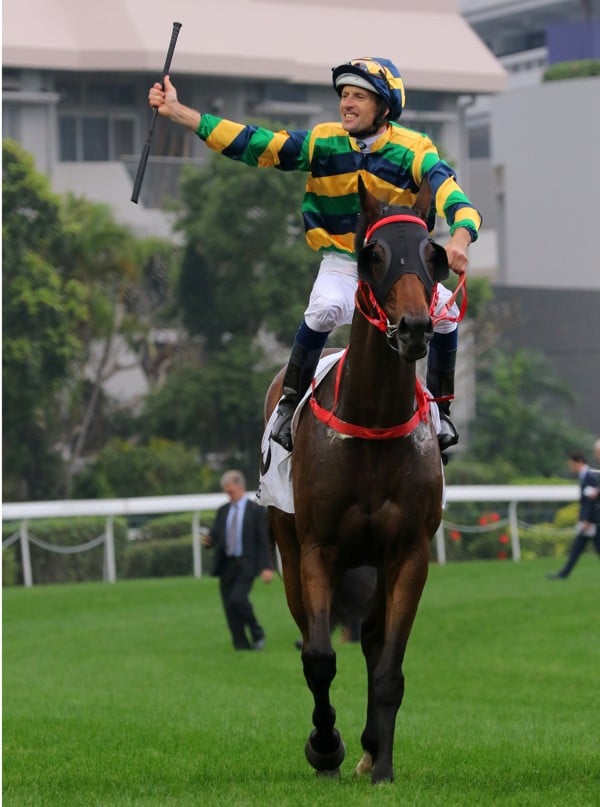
[263,178,456,784]
[258,352,443,513]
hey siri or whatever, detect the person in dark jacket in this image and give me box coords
[547,451,600,579]
[203,470,274,649]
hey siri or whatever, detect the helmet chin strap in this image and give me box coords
[353,120,387,140]
[352,100,389,139]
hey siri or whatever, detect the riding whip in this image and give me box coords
[130,21,182,204]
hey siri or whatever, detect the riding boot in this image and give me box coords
[271,339,324,452]
[427,333,459,453]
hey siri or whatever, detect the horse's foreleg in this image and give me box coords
[270,511,309,639]
[300,546,346,774]
[356,583,386,777]
[370,542,429,784]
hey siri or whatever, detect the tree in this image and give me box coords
[469,348,590,476]
[55,195,181,494]
[3,139,182,500]
[140,149,318,474]
[72,437,218,499]
[176,151,315,352]
[2,140,88,500]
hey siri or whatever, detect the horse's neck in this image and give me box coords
[338,320,417,426]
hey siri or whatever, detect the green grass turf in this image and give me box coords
[3,557,599,806]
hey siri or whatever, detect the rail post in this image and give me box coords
[508,500,521,561]
[435,523,447,566]
[192,511,203,578]
[19,520,33,587]
[103,516,116,583]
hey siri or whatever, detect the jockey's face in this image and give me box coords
[339,86,384,136]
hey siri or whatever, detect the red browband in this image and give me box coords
[365,214,428,243]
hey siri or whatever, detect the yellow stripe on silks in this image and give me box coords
[306,228,354,254]
[258,153,280,168]
[411,144,440,186]
[205,118,246,151]
[308,172,358,198]
[454,205,482,231]
[308,172,417,208]
[434,176,457,218]
[387,76,405,107]
[257,131,293,168]
[358,173,417,208]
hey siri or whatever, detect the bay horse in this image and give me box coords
[264,177,449,784]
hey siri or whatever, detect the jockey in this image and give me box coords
[148,57,481,454]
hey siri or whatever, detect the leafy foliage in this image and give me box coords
[469,348,590,476]
[3,139,182,500]
[139,150,317,477]
[139,336,275,484]
[72,437,219,499]
[2,141,88,499]
[175,152,315,350]
[544,59,600,81]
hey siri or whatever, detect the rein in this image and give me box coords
[430,273,467,326]
[309,349,431,440]
[308,212,468,440]
[354,273,467,350]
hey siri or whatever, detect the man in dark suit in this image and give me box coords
[548,451,600,579]
[204,470,274,649]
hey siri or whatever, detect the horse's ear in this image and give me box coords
[412,178,432,222]
[422,239,449,282]
[358,175,384,223]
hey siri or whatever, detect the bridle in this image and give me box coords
[309,211,467,439]
[357,212,467,350]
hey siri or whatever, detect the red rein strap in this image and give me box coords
[430,272,467,325]
[355,281,388,331]
[309,349,431,440]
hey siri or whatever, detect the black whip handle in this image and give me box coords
[131,22,182,204]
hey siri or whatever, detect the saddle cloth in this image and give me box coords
[257,350,443,514]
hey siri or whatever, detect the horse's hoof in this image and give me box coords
[371,768,394,785]
[305,728,346,772]
[354,751,373,777]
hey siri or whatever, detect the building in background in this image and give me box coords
[460,0,600,435]
[4,0,598,435]
[2,0,504,239]
[3,0,507,440]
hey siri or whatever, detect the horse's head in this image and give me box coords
[355,177,449,361]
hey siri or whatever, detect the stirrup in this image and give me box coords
[438,411,459,453]
[270,396,297,452]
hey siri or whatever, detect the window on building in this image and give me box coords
[56,77,137,162]
[82,118,109,161]
[468,125,491,159]
[59,116,78,160]
[2,103,21,140]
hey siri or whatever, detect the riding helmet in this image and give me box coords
[332,57,406,121]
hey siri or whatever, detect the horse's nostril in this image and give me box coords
[398,315,433,340]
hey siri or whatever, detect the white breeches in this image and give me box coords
[303,253,458,335]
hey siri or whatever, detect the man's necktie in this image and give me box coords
[226,504,238,556]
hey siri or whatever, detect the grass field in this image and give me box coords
[3,557,599,806]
